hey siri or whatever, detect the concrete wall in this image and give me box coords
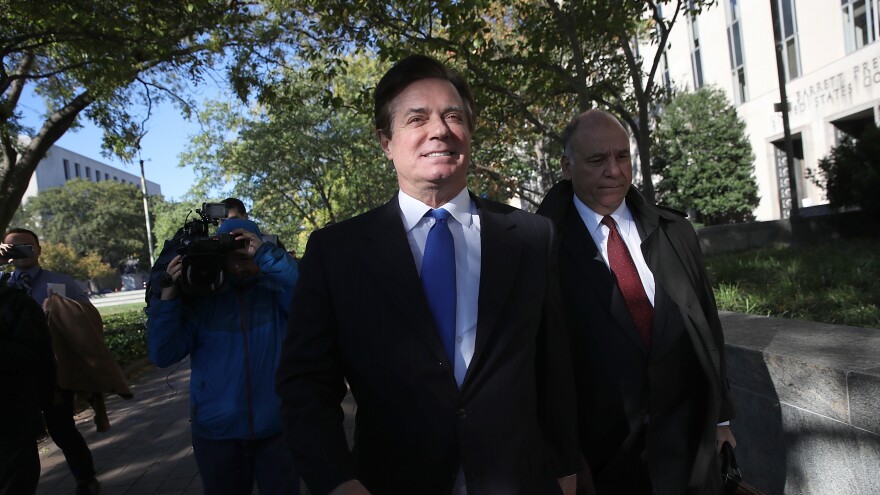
[721,312,880,494]
[697,210,874,256]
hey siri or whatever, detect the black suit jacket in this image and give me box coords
[537,181,735,494]
[276,193,578,495]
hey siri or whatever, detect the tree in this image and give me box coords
[151,197,201,255]
[809,125,880,215]
[182,54,399,251]
[0,0,275,232]
[39,242,115,281]
[15,179,157,270]
[652,86,759,225]
[285,0,712,206]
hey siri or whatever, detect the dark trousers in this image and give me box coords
[44,389,95,482]
[0,437,40,495]
[590,428,652,495]
[192,433,300,495]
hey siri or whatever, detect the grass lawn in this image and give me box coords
[97,301,146,317]
[706,237,880,329]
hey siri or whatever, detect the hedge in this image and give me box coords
[102,310,148,367]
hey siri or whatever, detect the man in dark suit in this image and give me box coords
[276,55,578,495]
[537,110,736,494]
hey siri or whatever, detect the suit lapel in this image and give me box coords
[634,197,722,376]
[561,206,647,354]
[363,197,452,368]
[469,198,521,377]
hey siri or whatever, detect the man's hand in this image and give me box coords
[0,242,12,263]
[329,480,371,495]
[716,425,736,453]
[558,474,577,495]
[229,228,263,257]
[161,255,184,300]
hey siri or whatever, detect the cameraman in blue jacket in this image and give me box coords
[147,218,299,495]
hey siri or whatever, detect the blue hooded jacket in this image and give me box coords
[147,235,297,440]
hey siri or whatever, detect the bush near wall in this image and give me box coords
[102,310,147,367]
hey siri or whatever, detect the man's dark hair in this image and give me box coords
[221,197,247,217]
[373,54,475,138]
[3,227,39,246]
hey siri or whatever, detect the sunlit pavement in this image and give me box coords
[37,359,357,494]
[38,361,201,495]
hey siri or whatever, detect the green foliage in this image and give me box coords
[182,54,398,250]
[151,198,202,255]
[97,302,147,317]
[79,252,118,280]
[39,242,88,280]
[102,310,147,366]
[809,125,880,215]
[16,179,155,270]
[37,242,116,281]
[0,0,280,232]
[276,0,711,206]
[707,238,880,328]
[652,87,759,225]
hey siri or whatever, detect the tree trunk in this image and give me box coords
[637,102,656,204]
[0,91,93,232]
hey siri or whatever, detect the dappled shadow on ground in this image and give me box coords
[38,360,202,495]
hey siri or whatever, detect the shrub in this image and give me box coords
[653,86,759,225]
[102,310,147,367]
[809,125,880,215]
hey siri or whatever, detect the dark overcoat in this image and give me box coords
[537,180,735,494]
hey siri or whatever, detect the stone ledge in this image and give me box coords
[720,311,880,494]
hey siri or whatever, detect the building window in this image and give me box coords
[74,162,81,177]
[95,171,100,182]
[687,2,704,89]
[843,0,879,53]
[777,0,802,81]
[113,176,118,181]
[726,0,749,104]
[85,166,91,179]
[63,159,70,180]
[105,173,109,180]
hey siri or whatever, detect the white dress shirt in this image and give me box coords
[398,188,481,387]
[399,188,481,495]
[572,195,730,428]
[572,195,655,306]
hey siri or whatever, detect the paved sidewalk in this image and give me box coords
[37,360,357,495]
[38,361,201,495]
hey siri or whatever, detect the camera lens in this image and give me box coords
[181,253,227,295]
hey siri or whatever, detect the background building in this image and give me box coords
[21,142,161,203]
[645,0,880,220]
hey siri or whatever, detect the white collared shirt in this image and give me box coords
[572,195,656,306]
[398,188,481,387]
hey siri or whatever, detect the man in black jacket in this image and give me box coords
[0,284,56,494]
[537,109,736,494]
[276,55,578,495]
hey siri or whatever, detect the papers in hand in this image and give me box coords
[47,283,67,298]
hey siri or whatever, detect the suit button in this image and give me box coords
[456,408,469,419]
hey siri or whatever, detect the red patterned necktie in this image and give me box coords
[601,216,653,347]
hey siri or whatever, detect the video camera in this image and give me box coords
[176,202,247,295]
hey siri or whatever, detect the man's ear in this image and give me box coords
[378,130,393,160]
[561,155,573,180]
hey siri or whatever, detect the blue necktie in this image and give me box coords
[421,209,456,364]
[18,272,33,296]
